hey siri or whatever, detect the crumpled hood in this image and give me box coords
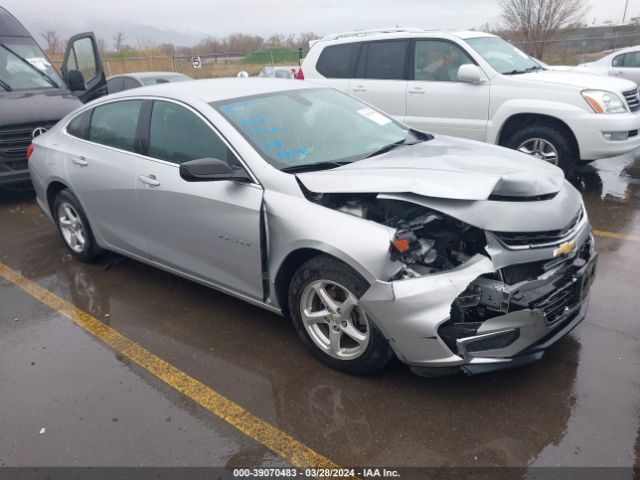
[297,136,565,201]
[517,69,635,92]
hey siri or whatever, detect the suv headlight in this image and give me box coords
[582,90,627,114]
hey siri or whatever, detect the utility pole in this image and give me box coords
[623,0,629,23]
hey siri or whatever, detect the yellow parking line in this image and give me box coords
[593,230,640,242]
[0,261,343,471]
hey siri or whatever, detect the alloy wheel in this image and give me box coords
[517,137,559,165]
[300,279,370,360]
[57,202,86,253]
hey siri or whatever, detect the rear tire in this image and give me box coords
[288,255,394,375]
[53,189,102,263]
[502,123,578,177]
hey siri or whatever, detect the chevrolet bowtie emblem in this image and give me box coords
[554,241,576,257]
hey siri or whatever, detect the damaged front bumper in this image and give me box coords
[359,222,597,376]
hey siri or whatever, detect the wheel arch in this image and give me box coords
[46,180,71,217]
[273,247,374,317]
[497,113,580,159]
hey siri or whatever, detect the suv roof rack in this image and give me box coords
[313,27,431,44]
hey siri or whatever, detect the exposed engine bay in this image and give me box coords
[300,188,488,278]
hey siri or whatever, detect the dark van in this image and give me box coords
[0,6,106,185]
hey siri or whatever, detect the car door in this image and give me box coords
[405,39,490,141]
[61,32,107,103]
[347,40,409,119]
[64,99,148,257]
[610,51,640,85]
[135,99,264,299]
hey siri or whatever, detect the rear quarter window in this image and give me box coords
[316,43,360,78]
[67,110,92,140]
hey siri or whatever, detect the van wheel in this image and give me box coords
[288,255,394,375]
[53,189,102,263]
[503,124,577,177]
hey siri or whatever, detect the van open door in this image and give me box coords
[61,32,107,103]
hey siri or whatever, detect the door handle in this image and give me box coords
[408,88,425,94]
[351,85,367,93]
[138,175,160,187]
[612,71,624,76]
[71,156,88,166]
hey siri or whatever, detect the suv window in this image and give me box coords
[362,41,408,80]
[414,40,474,82]
[316,43,360,78]
[67,110,92,140]
[89,100,142,152]
[149,100,237,165]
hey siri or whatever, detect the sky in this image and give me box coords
[3,0,640,46]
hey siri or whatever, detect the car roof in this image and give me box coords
[108,71,189,80]
[104,77,321,103]
[310,28,496,47]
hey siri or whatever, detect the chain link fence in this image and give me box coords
[100,49,306,78]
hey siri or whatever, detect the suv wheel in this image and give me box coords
[503,124,577,177]
[53,189,102,263]
[288,255,394,375]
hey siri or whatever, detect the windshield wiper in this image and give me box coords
[504,65,542,75]
[0,44,59,88]
[364,129,432,159]
[281,161,352,173]
[0,78,11,91]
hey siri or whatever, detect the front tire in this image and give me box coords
[288,255,394,375]
[503,123,578,177]
[53,189,102,263]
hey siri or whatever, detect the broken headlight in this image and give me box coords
[389,209,486,273]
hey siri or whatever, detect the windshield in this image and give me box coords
[465,36,542,75]
[140,74,190,86]
[0,37,62,91]
[213,88,416,171]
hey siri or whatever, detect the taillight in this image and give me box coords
[26,143,35,161]
[295,68,304,80]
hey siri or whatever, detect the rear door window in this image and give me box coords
[362,41,408,80]
[89,100,142,152]
[123,77,140,90]
[316,43,360,78]
[107,77,125,93]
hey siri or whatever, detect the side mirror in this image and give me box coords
[457,64,482,84]
[67,70,86,91]
[237,71,250,78]
[180,158,251,182]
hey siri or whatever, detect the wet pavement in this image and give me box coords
[0,153,639,470]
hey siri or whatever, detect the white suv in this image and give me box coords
[299,28,640,175]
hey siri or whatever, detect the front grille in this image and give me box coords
[530,273,580,323]
[492,207,584,249]
[622,88,640,112]
[0,121,57,167]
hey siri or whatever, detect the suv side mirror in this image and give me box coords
[457,64,482,84]
[180,158,251,182]
[67,70,86,91]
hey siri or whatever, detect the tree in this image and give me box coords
[41,30,62,55]
[499,0,587,58]
[113,31,125,53]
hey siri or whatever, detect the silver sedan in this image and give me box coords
[28,78,597,376]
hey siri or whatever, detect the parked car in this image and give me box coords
[28,78,597,376]
[107,72,191,94]
[299,27,640,175]
[0,6,106,186]
[258,66,301,79]
[577,46,640,85]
